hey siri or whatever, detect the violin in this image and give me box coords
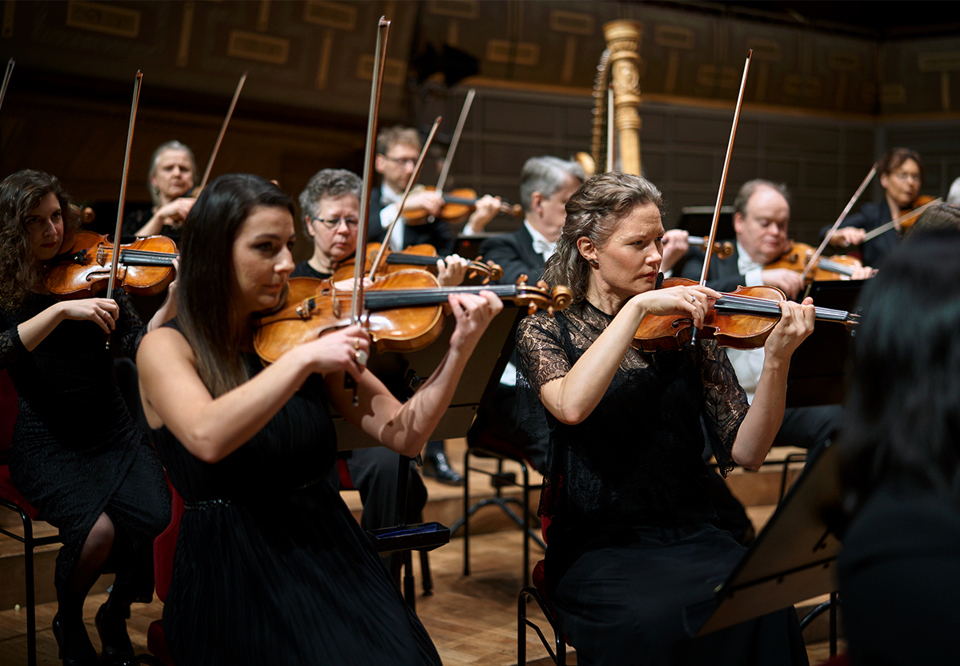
[44,230,177,299]
[633,277,858,353]
[764,241,863,282]
[401,186,523,225]
[253,272,572,363]
[332,242,503,284]
[895,195,936,232]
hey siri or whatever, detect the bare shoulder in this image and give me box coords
[137,325,194,369]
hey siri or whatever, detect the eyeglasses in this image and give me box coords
[381,155,417,168]
[891,171,921,183]
[311,217,359,230]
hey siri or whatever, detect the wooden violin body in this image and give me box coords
[765,241,863,282]
[254,272,572,364]
[897,195,936,232]
[402,186,522,225]
[332,242,502,284]
[633,277,858,353]
[44,230,177,298]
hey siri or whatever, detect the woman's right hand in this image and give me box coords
[58,297,120,334]
[631,284,719,329]
[831,227,865,248]
[299,324,371,382]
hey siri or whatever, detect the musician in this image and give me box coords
[371,127,496,483]
[838,229,960,664]
[823,147,924,267]
[294,167,461,534]
[905,202,960,237]
[123,140,197,242]
[516,171,811,664]
[136,173,501,664]
[466,156,584,471]
[0,170,174,665]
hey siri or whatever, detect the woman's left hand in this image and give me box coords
[149,258,180,332]
[436,254,469,287]
[763,297,815,360]
[447,290,502,353]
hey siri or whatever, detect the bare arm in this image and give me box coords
[138,323,371,464]
[729,298,815,470]
[17,298,120,351]
[326,291,502,457]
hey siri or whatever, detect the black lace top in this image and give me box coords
[516,300,748,549]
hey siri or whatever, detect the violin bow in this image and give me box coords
[106,71,143,303]
[434,87,476,194]
[699,50,752,288]
[0,58,14,114]
[368,116,442,282]
[351,17,391,329]
[861,197,942,243]
[197,71,248,193]
[800,163,877,282]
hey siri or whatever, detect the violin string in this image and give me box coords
[716,294,852,322]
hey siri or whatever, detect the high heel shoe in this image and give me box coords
[52,613,99,666]
[95,603,135,666]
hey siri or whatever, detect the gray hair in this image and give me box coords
[733,179,791,217]
[148,140,197,206]
[542,171,663,302]
[297,168,362,233]
[519,156,586,213]
[948,177,960,207]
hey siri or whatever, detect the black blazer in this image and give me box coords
[478,224,546,286]
[677,243,750,292]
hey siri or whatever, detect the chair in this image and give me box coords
[0,369,61,666]
[451,426,545,587]
[336,456,435,608]
[143,474,183,666]
[517,511,571,665]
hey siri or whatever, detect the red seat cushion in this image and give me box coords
[147,619,173,665]
[153,476,184,602]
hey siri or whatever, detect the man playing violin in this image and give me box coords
[370,126,500,256]
[822,147,924,267]
[465,156,584,472]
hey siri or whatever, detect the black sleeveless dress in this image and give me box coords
[149,346,441,665]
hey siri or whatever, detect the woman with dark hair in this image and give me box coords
[0,169,174,666]
[136,173,502,664]
[838,229,960,664]
[516,171,814,664]
[823,147,925,267]
[123,140,197,240]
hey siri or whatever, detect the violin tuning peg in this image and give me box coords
[527,303,536,316]
[547,306,555,317]
[518,273,529,285]
[536,280,548,290]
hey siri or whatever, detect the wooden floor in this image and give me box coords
[0,440,843,665]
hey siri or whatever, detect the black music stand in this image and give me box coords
[676,205,735,236]
[689,440,843,651]
[334,307,524,607]
[785,280,863,408]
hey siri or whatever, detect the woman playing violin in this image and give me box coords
[516,171,813,665]
[136,173,501,664]
[0,170,175,665]
[123,140,197,241]
[824,147,924,267]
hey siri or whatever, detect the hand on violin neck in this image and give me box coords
[760,268,804,300]
[464,195,501,233]
[147,260,179,333]
[436,254,468,286]
[850,264,877,280]
[446,290,503,356]
[660,229,690,274]
[762,297,815,362]
[405,190,444,217]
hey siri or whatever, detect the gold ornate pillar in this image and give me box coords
[602,20,644,176]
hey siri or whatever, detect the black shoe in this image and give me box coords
[95,603,135,666]
[422,451,463,485]
[52,613,99,666]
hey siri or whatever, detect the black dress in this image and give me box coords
[516,300,808,666]
[0,290,169,600]
[149,340,441,665]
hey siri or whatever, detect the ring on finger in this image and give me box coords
[354,349,369,366]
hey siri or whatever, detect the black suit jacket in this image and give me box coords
[478,224,545,286]
[367,186,455,256]
[677,243,750,292]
